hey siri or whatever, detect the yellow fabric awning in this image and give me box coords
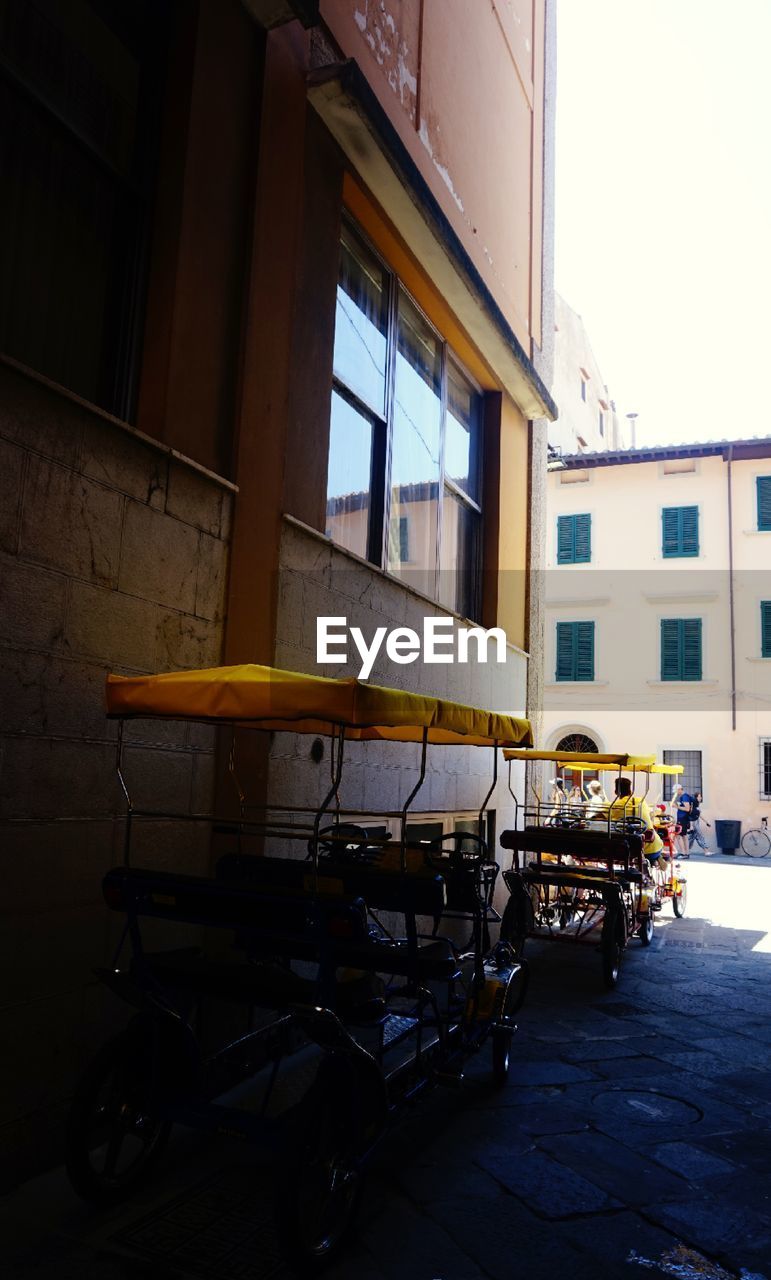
[639,763,684,775]
[503,749,655,767]
[106,664,533,748]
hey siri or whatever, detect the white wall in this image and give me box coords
[544,454,771,839]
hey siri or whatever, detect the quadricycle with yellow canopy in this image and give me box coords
[65,662,532,1268]
[497,750,685,988]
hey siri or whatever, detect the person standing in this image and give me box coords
[674,785,693,858]
[688,791,712,854]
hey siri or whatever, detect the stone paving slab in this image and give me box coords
[646,1195,771,1271]
[537,1129,690,1205]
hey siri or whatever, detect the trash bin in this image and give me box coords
[715,819,742,854]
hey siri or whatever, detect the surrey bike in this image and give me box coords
[65,663,532,1268]
[498,750,660,988]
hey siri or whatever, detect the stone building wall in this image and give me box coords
[0,359,232,1183]
[269,517,527,875]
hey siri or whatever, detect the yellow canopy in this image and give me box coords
[503,749,656,767]
[106,664,533,748]
[637,762,684,775]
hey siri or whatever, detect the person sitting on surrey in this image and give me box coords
[609,776,665,873]
[568,784,585,810]
[545,778,567,824]
[584,777,608,820]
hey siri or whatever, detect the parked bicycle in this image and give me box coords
[741,817,770,858]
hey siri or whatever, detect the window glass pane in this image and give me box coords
[333,227,389,414]
[438,489,480,619]
[388,292,441,593]
[405,821,445,844]
[446,362,481,502]
[325,391,373,559]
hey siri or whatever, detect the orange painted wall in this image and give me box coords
[319,0,545,353]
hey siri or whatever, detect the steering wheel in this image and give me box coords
[612,818,646,834]
[311,823,372,861]
[426,831,490,870]
[552,814,584,829]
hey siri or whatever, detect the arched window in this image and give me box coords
[556,733,598,756]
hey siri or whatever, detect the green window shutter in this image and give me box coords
[661,619,682,680]
[758,477,771,531]
[661,618,702,680]
[682,619,702,680]
[557,514,591,564]
[762,602,771,658]
[662,506,698,557]
[574,621,595,680]
[680,506,699,555]
[556,622,575,679]
[556,621,595,680]
[557,516,574,563]
[662,508,680,557]
[574,513,591,563]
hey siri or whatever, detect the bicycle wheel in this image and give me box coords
[66,1029,170,1205]
[741,829,771,858]
[276,1067,362,1270]
[672,880,687,918]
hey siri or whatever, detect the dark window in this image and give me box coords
[0,0,168,418]
[662,750,702,800]
[758,477,771,531]
[598,409,604,436]
[762,740,771,800]
[555,732,598,754]
[327,219,484,619]
[661,618,702,681]
[556,621,595,681]
[662,506,699,558]
[580,377,586,402]
[762,601,771,658]
[557,513,591,564]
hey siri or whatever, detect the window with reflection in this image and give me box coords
[326,219,484,619]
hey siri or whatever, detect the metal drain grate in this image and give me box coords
[114,1165,288,1279]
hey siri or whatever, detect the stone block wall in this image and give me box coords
[270,517,528,867]
[0,361,232,1184]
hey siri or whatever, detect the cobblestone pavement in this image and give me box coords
[4,856,771,1280]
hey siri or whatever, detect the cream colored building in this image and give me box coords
[543,439,771,844]
[550,294,634,456]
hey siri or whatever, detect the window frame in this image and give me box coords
[328,214,485,619]
[0,1,170,420]
[761,738,771,801]
[661,749,703,800]
[757,476,771,532]
[761,601,771,658]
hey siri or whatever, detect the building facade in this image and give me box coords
[549,294,633,456]
[0,0,556,1181]
[543,439,771,839]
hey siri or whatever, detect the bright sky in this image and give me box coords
[555,0,771,446]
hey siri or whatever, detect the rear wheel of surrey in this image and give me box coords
[66,1029,170,1205]
[672,881,688,918]
[491,1027,512,1087]
[490,960,528,1088]
[500,888,532,959]
[741,829,771,858]
[601,906,623,989]
[639,912,654,947]
[276,1072,362,1271]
